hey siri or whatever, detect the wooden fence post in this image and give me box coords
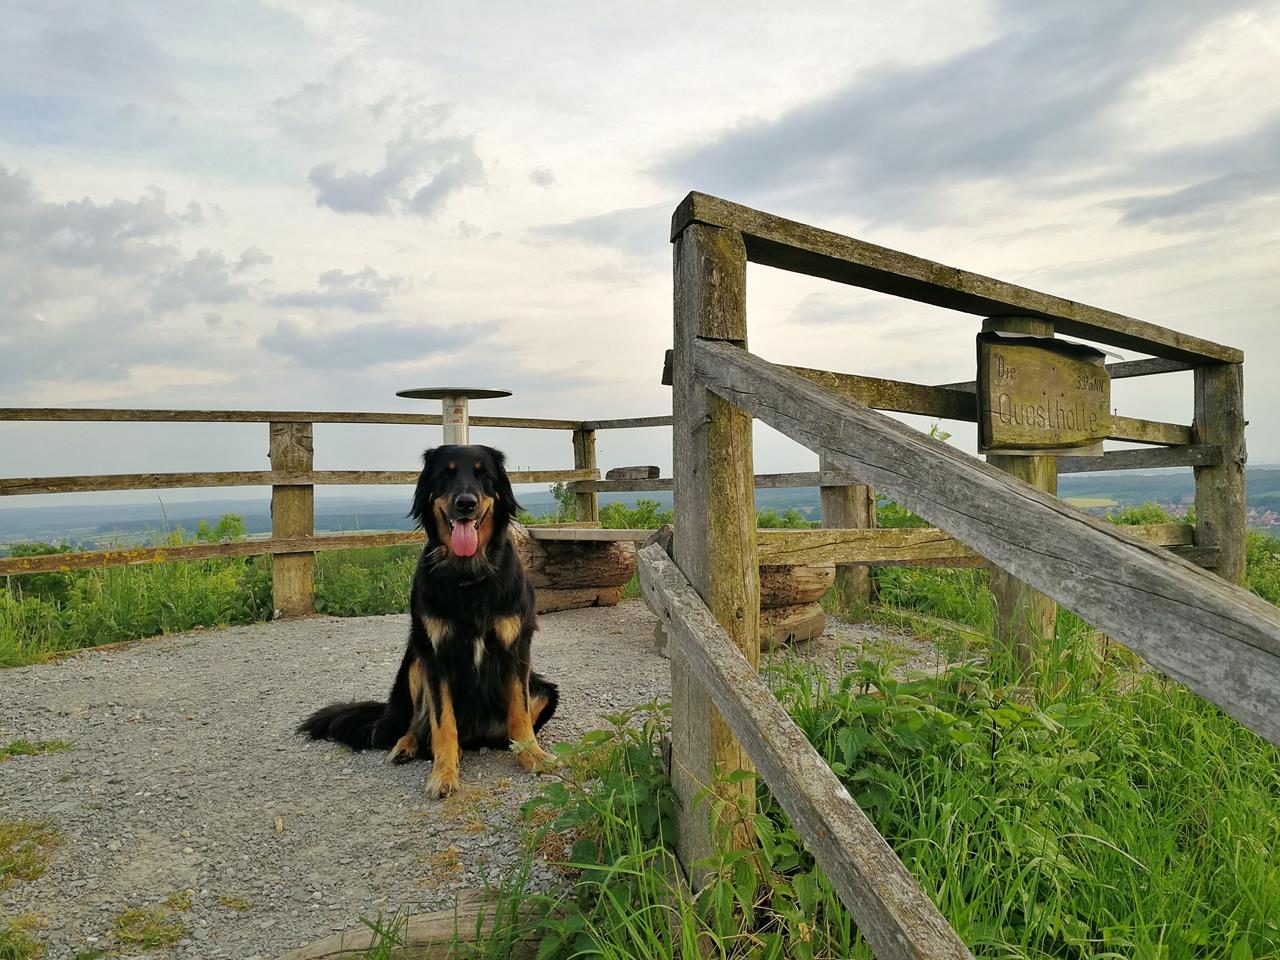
[270,421,315,617]
[1193,363,1247,584]
[571,427,599,523]
[983,317,1058,675]
[819,452,877,610]
[671,221,760,879]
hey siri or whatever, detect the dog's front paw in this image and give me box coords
[514,740,554,773]
[385,733,417,765]
[425,765,460,799]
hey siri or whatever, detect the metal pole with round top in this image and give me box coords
[395,387,511,445]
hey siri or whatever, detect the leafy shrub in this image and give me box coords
[1106,501,1182,525]
[756,508,818,529]
[1245,531,1280,604]
[877,498,928,529]
[4,542,75,606]
[599,498,673,530]
[314,546,417,616]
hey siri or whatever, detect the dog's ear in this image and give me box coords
[409,448,438,527]
[483,446,521,517]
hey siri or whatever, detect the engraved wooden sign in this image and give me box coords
[977,333,1111,456]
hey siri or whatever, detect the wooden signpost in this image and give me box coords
[976,325,1113,672]
[977,333,1111,456]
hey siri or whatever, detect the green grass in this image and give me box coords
[0,519,424,666]
[0,741,71,763]
[0,916,44,960]
[0,821,60,889]
[384,654,1280,960]
[111,906,187,949]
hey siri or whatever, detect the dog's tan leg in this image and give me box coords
[386,658,427,764]
[425,680,461,798]
[508,676,552,772]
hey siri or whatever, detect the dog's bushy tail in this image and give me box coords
[297,700,387,750]
[530,672,559,732]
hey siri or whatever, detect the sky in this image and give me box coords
[1,0,1278,510]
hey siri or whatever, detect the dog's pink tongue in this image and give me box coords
[451,520,479,557]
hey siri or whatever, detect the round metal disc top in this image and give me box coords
[396,387,512,400]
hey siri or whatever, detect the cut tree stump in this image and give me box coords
[760,602,827,650]
[759,564,835,607]
[508,522,636,611]
[535,585,625,613]
[275,889,536,960]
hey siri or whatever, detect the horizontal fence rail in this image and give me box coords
[0,468,598,498]
[0,408,582,429]
[690,336,1279,746]
[639,544,974,960]
[670,192,1241,364]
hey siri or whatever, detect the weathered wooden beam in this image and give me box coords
[672,221,760,873]
[939,355,1194,391]
[819,452,877,606]
[0,532,425,577]
[567,470,861,495]
[671,193,1242,364]
[0,468,598,496]
[638,544,973,960]
[525,527,655,542]
[270,422,315,617]
[605,465,661,481]
[790,366,976,420]
[580,416,673,430]
[571,428,600,524]
[1194,363,1248,584]
[1109,415,1193,446]
[0,408,581,429]
[691,337,1280,746]
[755,522,1197,567]
[1056,444,1221,473]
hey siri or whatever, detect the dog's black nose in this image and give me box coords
[453,494,478,515]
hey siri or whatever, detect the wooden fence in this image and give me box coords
[635,193,1271,959]
[0,408,624,615]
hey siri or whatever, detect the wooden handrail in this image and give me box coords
[690,336,1280,746]
[0,408,582,429]
[639,544,975,960]
[0,532,426,576]
[670,191,1242,364]
[0,468,598,497]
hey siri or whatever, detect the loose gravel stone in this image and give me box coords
[0,602,895,958]
[0,605,661,958]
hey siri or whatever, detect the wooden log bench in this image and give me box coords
[509,522,637,614]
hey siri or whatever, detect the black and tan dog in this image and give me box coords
[298,445,558,797]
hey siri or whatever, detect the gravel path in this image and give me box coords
[0,602,902,959]
[0,604,673,959]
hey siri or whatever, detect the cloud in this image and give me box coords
[259,317,499,369]
[234,246,273,272]
[531,203,670,257]
[149,250,249,312]
[1113,115,1280,228]
[309,129,484,217]
[268,266,404,313]
[529,166,556,188]
[0,11,175,105]
[654,2,1252,224]
[0,303,231,388]
[0,165,184,275]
